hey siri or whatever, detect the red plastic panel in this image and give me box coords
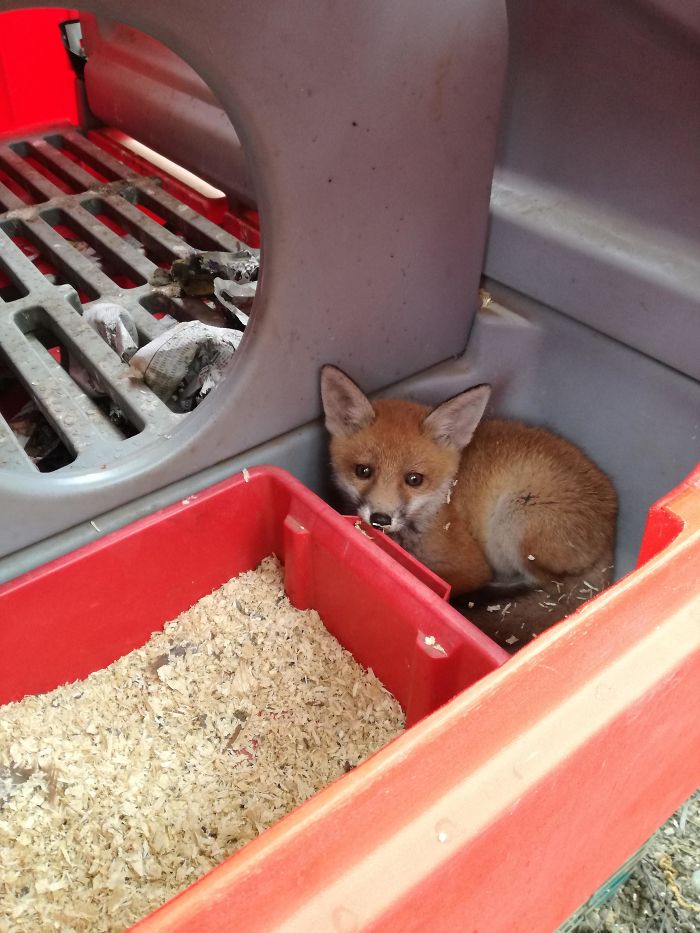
[1,467,699,929]
[0,467,507,726]
[636,463,700,566]
[124,463,700,933]
[636,503,685,566]
[0,9,79,137]
[341,516,451,600]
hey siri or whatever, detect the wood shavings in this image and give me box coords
[353,520,373,539]
[479,288,493,310]
[0,557,403,931]
[422,636,447,656]
[505,635,519,646]
[527,554,536,561]
[242,468,250,483]
[457,553,613,653]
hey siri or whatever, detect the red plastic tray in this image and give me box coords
[118,465,697,933]
[1,466,699,931]
[0,467,507,725]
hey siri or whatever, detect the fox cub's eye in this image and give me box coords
[355,464,373,479]
[405,471,423,487]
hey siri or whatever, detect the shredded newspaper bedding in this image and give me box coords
[0,557,404,932]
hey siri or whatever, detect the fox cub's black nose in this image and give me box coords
[370,512,392,528]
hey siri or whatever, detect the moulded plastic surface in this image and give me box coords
[381,284,700,580]
[2,281,698,585]
[80,15,256,207]
[119,466,699,932]
[2,467,699,929]
[0,1,507,559]
[485,0,700,381]
[0,467,508,728]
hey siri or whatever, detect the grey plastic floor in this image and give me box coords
[2,278,697,585]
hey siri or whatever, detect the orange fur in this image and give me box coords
[321,366,618,648]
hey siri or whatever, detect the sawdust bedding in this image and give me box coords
[0,557,405,932]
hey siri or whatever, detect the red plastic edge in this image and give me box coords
[636,463,699,566]
[2,452,698,932]
[341,515,451,600]
[0,467,507,718]
[127,464,700,932]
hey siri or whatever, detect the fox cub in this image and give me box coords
[321,365,617,647]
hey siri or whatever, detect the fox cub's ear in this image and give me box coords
[423,384,491,449]
[320,365,376,437]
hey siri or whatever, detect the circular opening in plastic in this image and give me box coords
[0,8,259,473]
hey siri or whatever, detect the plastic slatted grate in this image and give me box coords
[0,127,254,473]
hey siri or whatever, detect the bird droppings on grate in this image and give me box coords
[0,128,258,473]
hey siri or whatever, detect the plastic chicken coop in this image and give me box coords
[0,3,699,931]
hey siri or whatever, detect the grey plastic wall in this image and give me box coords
[3,284,698,585]
[485,0,700,381]
[383,287,700,580]
[0,0,508,559]
[2,0,698,586]
[79,15,256,207]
